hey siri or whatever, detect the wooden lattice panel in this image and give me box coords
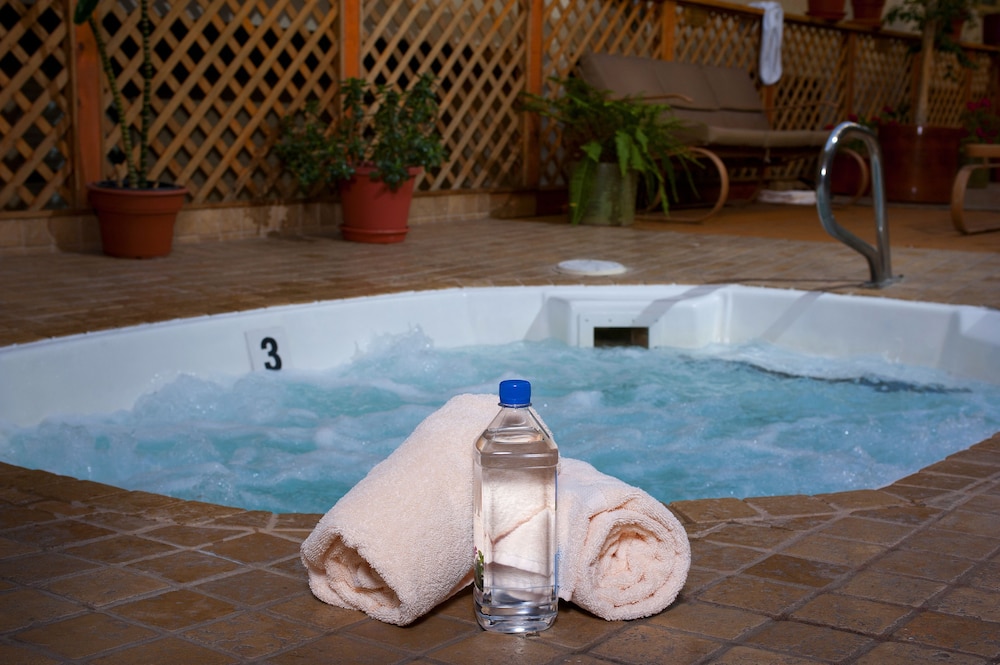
[967,52,998,103]
[534,0,664,186]
[851,34,912,124]
[542,0,661,81]
[1,0,999,218]
[928,50,970,126]
[363,0,529,191]
[773,24,846,133]
[0,0,73,211]
[91,0,339,204]
[758,22,845,183]
[673,4,765,185]
[673,4,759,70]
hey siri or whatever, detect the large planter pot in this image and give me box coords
[830,150,870,197]
[570,162,639,226]
[87,182,188,259]
[848,0,885,27]
[879,124,964,204]
[808,0,847,22]
[338,166,418,243]
[984,13,1000,46]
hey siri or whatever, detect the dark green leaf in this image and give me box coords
[74,0,100,25]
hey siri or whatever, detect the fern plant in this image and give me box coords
[521,77,693,224]
[278,74,445,192]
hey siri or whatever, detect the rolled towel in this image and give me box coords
[299,393,498,626]
[557,457,690,620]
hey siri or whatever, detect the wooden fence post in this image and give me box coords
[72,19,103,203]
[522,0,543,188]
[340,0,362,79]
[660,0,677,60]
[843,32,856,119]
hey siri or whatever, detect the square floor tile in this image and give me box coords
[894,611,1000,659]
[127,549,241,584]
[196,568,306,607]
[111,589,237,631]
[44,567,168,607]
[791,593,911,636]
[0,588,82,632]
[182,611,321,659]
[590,624,722,664]
[15,612,157,660]
[746,621,872,662]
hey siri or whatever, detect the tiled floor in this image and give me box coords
[1,202,999,663]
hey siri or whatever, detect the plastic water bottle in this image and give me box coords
[473,379,559,633]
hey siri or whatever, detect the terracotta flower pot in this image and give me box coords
[87,182,188,259]
[849,0,886,27]
[879,124,964,204]
[338,166,419,243]
[830,151,870,197]
[807,0,847,22]
[983,13,1000,47]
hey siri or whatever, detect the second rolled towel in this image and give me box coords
[557,457,691,620]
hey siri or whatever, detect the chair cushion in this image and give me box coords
[650,61,719,111]
[577,52,664,100]
[577,53,828,151]
[578,53,719,111]
[705,127,829,149]
[702,65,763,112]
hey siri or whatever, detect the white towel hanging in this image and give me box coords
[751,1,783,85]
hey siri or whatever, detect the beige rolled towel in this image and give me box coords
[299,393,498,626]
[557,457,690,620]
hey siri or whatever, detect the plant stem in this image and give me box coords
[89,14,137,186]
[915,18,937,127]
[140,0,152,186]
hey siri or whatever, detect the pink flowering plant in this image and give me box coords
[961,97,1000,144]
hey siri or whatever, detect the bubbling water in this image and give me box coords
[2,331,998,514]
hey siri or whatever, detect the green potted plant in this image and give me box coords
[520,77,693,226]
[277,75,445,243]
[880,0,975,202]
[74,0,188,258]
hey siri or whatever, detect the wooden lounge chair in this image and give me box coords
[951,143,1000,234]
[577,52,857,221]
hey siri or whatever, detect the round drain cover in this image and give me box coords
[556,259,627,276]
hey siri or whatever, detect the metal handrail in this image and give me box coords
[816,122,899,288]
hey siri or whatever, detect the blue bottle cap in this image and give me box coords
[498,379,531,407]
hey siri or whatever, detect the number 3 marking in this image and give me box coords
[261,336,282,370]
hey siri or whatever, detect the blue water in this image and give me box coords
[2,331,999,514]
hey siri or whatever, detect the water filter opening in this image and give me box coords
[593,327,650,348]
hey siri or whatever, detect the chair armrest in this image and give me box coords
[764,100,837,112]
